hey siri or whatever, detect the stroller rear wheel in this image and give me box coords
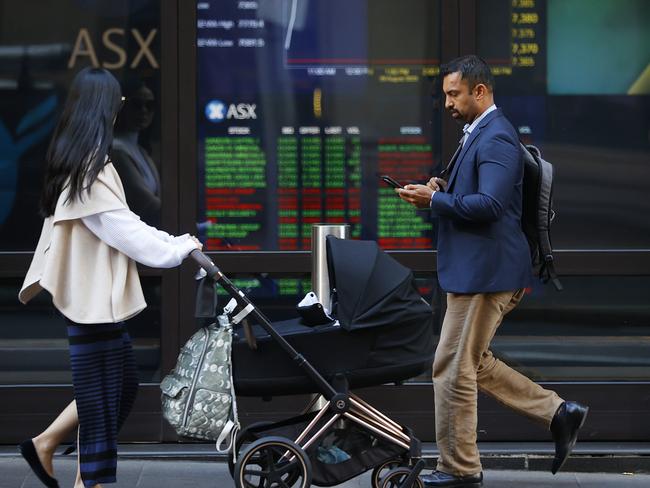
[234,436,312,488]
[379,467,425,488]
[371,458,406,488]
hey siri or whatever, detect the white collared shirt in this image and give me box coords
[462,104,497,146]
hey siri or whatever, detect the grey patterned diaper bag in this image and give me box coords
[160,314,239,451]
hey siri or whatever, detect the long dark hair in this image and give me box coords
[40,68,122,217]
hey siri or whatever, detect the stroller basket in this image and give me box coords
[240,409,412,487]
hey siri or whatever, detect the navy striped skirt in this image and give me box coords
[66,319,139,487]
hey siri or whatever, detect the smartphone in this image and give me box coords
[380,175,404,189]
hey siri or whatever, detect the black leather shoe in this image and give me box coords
[550,401,589,474]
[420,470,483,487]
[18,439,59,488]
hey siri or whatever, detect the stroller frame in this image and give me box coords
[191,250,425,488]
[297,393,411,452]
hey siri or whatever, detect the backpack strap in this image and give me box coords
[539,256,563,291]
[534,153,563,291]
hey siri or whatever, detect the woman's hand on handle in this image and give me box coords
[190,235,203,251]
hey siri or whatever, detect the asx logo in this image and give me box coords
[205,100,257,123]
[68,28,158,69]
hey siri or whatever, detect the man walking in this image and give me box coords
[397,55,588,487]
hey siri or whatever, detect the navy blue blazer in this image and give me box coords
[431,109,532,293]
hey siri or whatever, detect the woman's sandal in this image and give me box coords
[18,439,60,488]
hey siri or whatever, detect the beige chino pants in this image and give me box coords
[433,290,564,476]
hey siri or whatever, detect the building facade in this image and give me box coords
[1,0,649,444]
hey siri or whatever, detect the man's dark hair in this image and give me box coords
[440,55,495,92]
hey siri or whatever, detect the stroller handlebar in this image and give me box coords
[190,249,222,280]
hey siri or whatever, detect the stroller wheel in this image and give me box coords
[234,436,312,488]
[228,421,275,478]
[379,467,424,488]
[371,458,405,488]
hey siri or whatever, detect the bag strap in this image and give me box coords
[242,318,257,350]
[215,384,240,453]
[215,419,238,453]
[215,326,241,454]
[224,298,257,350]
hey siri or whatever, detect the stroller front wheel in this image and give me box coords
[228,421,275,478]
[234,436,312,488]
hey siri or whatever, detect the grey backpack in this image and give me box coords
[521,143,562,291]
[160,314,239,451]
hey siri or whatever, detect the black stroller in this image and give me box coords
[191,236,435,488]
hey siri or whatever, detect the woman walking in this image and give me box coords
[18,67,201,488]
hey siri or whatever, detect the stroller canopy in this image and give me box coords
[232,236,434,396]
[326,236,430,331]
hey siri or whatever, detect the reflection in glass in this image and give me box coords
[0,0,161,250]
[477,0,650,249]
[111,78,162,227]
[0,278,162,385]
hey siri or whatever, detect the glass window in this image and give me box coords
[476,0,650,249]
[196,0,442,251]
[0,0,162,250]
[413,276,650,383]
[495,276,650,381]
[202,273,650,383]
[0,278,162,385]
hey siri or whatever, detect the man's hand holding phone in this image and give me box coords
[381,174,446,209]
[396,184,436,209]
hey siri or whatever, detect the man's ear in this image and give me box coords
[473,83,488,100]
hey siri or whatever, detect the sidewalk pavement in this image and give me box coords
[2,456,650,488]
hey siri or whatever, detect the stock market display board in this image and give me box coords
[197,0,443,251]
[195,0,589,251]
